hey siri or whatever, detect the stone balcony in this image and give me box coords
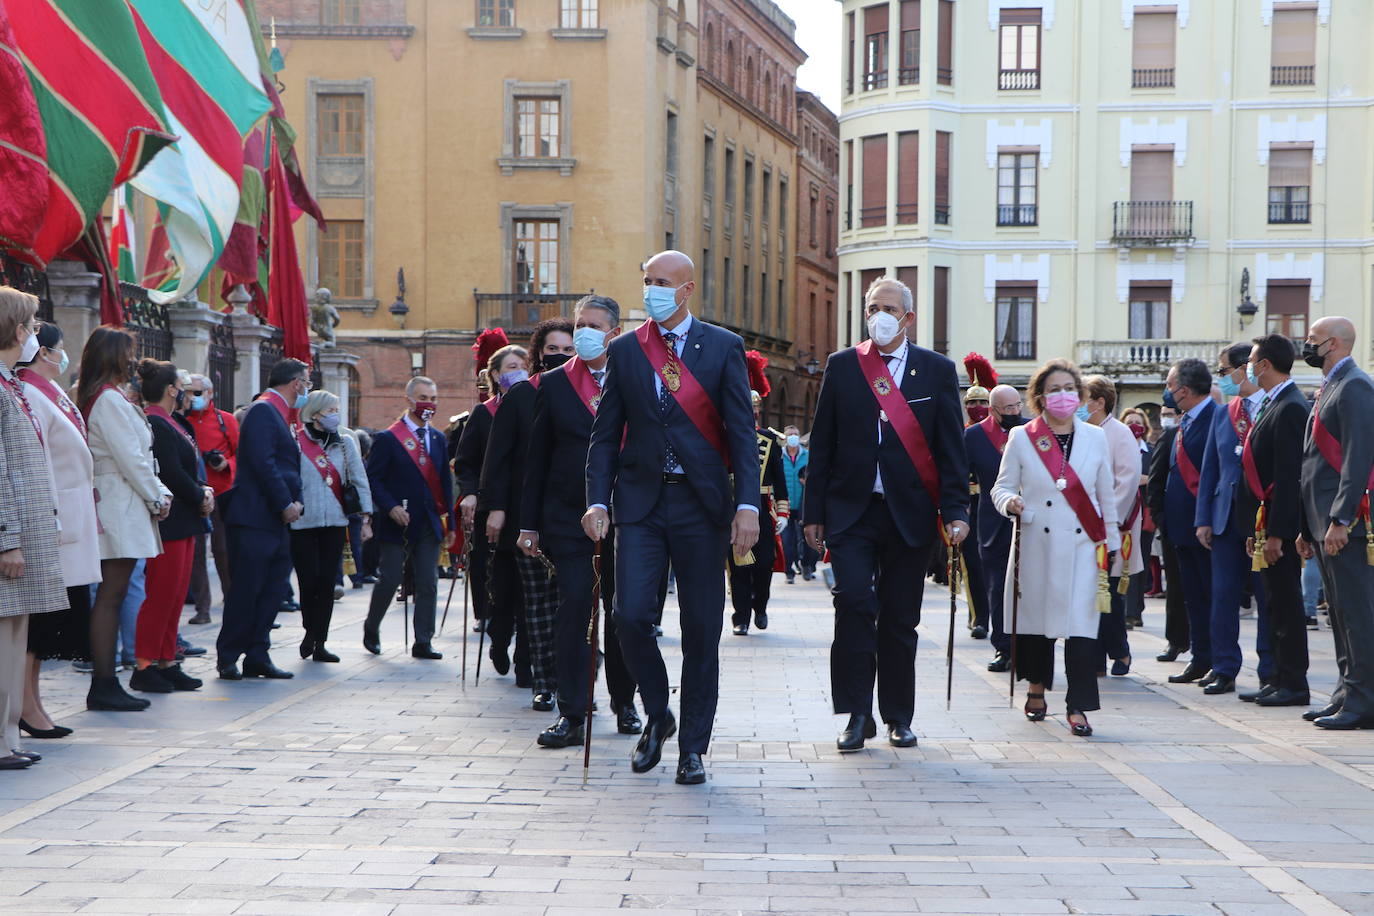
[1076,339,1230,378]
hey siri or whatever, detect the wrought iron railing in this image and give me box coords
[863,69,888,90]
[895,203,918,224]
[119,283,172,360]
[998,68,1039,90]
[1271,65,1314,86]
[1111,200,1194,245]
[1268,197,1310,224]
[997,204,1037,226]
[898,65,919,85]
[1132,67,1174,88]
[934,205,951,225]
[473,292,591,338]
[258,328,284,394]
[859,206,886,228]
[0,252,53,322]
[207,319,237,408]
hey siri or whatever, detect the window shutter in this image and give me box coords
[901,0,921,29]
[935,131,951,209]
[1271,9,1317,67]
[860,268,884,301]
[861,134,888,226]
[1266,282,1309,315]
[933,266,949,352]
[864,3,889,37]
[999,8,1041,25]
[1268,147,1312,187]
[937,0,954,83]
[1129,149,1173,201]
[896,131,919,223]
[1131,12,1176,70]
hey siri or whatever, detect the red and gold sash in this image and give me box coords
[1024,417,1107,544]
[1174,423,1201,497]
[1,371,41,445]
[263,389,297,432]
[297,429,344,506]
[18,368,85,440]
[635,320,729,465]
[387,418,447,520]
[977,413,1009,453]
[563,357,602,414]
[855,339,941,506]
[1311,390,1374,557]
[1228,396,1253,446]
[144,404,195,448]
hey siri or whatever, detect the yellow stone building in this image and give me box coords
[836,0,1372,393]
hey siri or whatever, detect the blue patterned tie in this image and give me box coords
[661,331,679,472]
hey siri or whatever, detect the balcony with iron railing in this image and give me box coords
[1111,200,1194,247]
[474,291,590,337]
[895,203,918,225]
[898,65,918,85]
[863,69,888,91]
[1132,67,1174,88]
[1268,194,1310,225]
[859,206,886,228]
[1271,64,1315,86]
[998,68,1039,90]
[934,205,950,225]
[1077,339,1232,375]
[997,203,1037,227]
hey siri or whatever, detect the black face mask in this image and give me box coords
[541,352,572,371]
[174,388,186,411]
[1302,338,1332,369]
[998,412,1023,430]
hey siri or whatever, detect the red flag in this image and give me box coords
[267,134,311,363]
[0,5,48,263]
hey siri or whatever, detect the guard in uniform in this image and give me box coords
[454,330,508,632]
[960,355,994,640]
[729,354,790,636]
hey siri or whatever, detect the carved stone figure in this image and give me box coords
[310,287,341,346]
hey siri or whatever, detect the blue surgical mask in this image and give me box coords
[1074,405,1092,422]
[294,392,309,410]
[785,434,801,448]
[319,412,341,432]
[190,395,207,412]
[43,348,69,375]
[1246,364,1260,388]
[573,326,608,361]
[1218,370,1240,397]
[642,283,684,322]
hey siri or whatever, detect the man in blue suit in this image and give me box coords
[363,376,454,659]
[584,250,760,786]
[1163,358,1217,684]
[217,358,307,680]
[1194,343,1274,695]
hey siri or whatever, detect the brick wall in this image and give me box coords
[345,336,485,431]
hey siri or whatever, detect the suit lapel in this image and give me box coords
[898,342,921,399]
[681,317,707,374]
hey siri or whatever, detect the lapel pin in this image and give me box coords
[909,369,916,376]
[694,343,701,349]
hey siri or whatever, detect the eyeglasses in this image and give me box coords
[189,390,205,397]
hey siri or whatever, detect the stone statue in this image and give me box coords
[310,287,341,346]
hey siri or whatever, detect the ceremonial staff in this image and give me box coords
[945,538,960,711]
[1009,516,1021,707]
[583,530,605,783]
[400,499,411,650]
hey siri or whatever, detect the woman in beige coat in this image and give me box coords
[76,327,170,713]
[17,322,101,738]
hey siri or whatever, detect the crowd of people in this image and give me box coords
[2,261,1371,779]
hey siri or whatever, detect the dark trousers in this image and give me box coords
[1207,529,1251,678]
[336,514,365,587]
[467,527,491,621]
[547,530,635,722]
[1314,541,1374,716]
[292,526,347,645]
[728,525,775,627]
[1015,634,1101,712]
[515,552,559,694]
[485,546,524,670]
[1160,537,1190,650]
[1100,575,1131,662]
[781,519,801,577]
[981,536,1012,655]
[1131,531,1154,618]
[366,533,440,647]
[963,536,988,630]
[1260,540,1308,693]
[827,495,933,726]
[217,523,292,666]
[359,531,380,579]
[614,480,729,754]
[1174,543,1212,669]
[190,504,231,616]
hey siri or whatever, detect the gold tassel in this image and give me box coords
[1096,544,1111,614]
[1366,534,1374,567]
[342,541,356,577]
[735,549,756,566]
[1117,533,1133,595]
[1252,506,1269,572]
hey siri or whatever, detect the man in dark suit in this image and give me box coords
[1296,317,1374,729]
[1146,407,1190,661]
[1194,343,1274,695]
[1238,334,1310,708]
[584,250,760,786]
[965,384,1026,672]
[1163,358,1216,685]
[520,296,641,748]
[804,276,971,752]
[217,358,307,680]
[363,375,454,659]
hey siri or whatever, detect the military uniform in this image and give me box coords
[728,426,790,634]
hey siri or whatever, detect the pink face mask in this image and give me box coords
[1043,390,1081,419]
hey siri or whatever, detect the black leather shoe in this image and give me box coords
[281,599,300,612]
[312,645,340,663]
[128,667,173,694]
[631,712,677,773]
[970,625,988,640]
[532,692,554,711]
[490,645,511,675]
[1304,702,1341,721]
[216,662,242,681]
[242,660,295,679]
[987,653,1010,673]
[1203,675,1235,695]
[0,753,32,769]
[837,713,877,752]
[887,723,918,748]
[86,676,150,710]
[675,752,706,785]
[411,643,443,660]
[1315,710,1374,729]
[731,624,748,636]
[19,719,71,739]
[755,612,768,630]
[363,630,381,656]
[159,664,203,691]
[11,749,40,762]
[1156,645,1185,663]
[537,717,584,748]
[1240,684,1277,703]
[1198,670,1219,688]
[1168,662,1209,684]
[652,624,663,638]
[1256,687,1311,707]
[299,637,315,660]
[616,704,643,735]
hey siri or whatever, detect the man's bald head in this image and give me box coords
[1309,316,1357,369]
[644,250,695,286]
[989,385,1021,411]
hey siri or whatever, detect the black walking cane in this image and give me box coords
[1009,515,1021,708]
[583,537,604,784]
[945,532,960,712]
[459,526,471,684]
[400,499,410,651]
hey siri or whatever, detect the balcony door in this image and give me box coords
[1266,281,1310,343]
[1129,148,1174,235]
[1128,283,1171,340]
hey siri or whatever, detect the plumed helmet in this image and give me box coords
[472,328,510,378]
[962,352,997,403]
[745,349,770,401]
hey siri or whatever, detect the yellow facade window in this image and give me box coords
[478,0,516,28]
[319,221,364,299]
[318,94,365,157]
[560,0,597,30]
[513,219,559,294]
[321,0,361,26]
[515,97,560,158]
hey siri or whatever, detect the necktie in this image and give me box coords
[660,332,679,472]
[592,370,605,387]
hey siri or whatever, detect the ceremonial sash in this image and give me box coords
[1173,424,1201,497]
[0,371,41,445]
[145,404,195,448]
[855,339,941,507]
[1228,397,1253,450]
[978,413,1009,453]
[298,429,344,506]
[263,389,296,431]
[1311,394,1374,561]
[18,368,85,440]
[81,383,130,420]
[387,418,448,520]
[484,396,499,417]
[634,320,729,465]
[563,357,602,414]
[1024,417,1107,544]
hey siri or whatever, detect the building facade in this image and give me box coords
[259,0,805,428]
[836,0,1373,396]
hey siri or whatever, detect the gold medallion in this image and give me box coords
[315,455,328,468]
[1035,436,1052,453]
[590,394,602,410]
[404,438,416,450]
[662,363,681,392]
[873,376,892,396]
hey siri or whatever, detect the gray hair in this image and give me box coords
[864,276,914,314]
[405,375,436,397]
[577,294,621,326]
[191,373,213,392]
[1173,357,1212,396]
[300,389,341,426]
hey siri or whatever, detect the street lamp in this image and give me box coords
[796,349,822,375]
[1237,267,1258,328]
[389,267,409,329]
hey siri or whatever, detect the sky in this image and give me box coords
[774,0,842,113]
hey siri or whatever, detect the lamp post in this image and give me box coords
[1237,267,1258,329]
[389,267,409,329]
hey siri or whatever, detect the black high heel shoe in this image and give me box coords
[299,637,315,660]
[1024,692,1047,722]
[311,644,340,663]
[19,719,72,739]
[1067,709,1093,737]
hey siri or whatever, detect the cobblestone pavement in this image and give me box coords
[2,571,1372,915]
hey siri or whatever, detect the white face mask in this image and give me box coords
[1161,416,1179,430]
[866,310,902,347]
[18,327,39,364]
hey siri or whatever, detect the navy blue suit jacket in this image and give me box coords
[1164,399,1216,544]
[1196,399,1249,536]
[523,365,598,542]
[804,342,970,548]
[223,397,302,532]
[965,418,1025,550]
[367,420,453,545]
[587,317,759,527]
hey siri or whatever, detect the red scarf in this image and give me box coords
[298,428,344,506]
[1309,384,1374,527]
[854,339,941,506]
[1023,416,1107,544]
[1173,422,1201,497]
[634,320,729,465]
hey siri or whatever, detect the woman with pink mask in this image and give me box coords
[991,359,1120,737]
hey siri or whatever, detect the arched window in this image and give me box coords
[725,40,735,87]
[764,70,773,119]
[705,21,715,71]
[746,55,755,104]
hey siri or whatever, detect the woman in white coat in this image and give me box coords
[76,327,170,713]
[16,323,102,738]
[1083,374,1144,677]
[992,359,1120,737]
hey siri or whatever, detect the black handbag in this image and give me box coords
[341,482,363,516]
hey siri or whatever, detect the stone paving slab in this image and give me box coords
[0,574,1371,913]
